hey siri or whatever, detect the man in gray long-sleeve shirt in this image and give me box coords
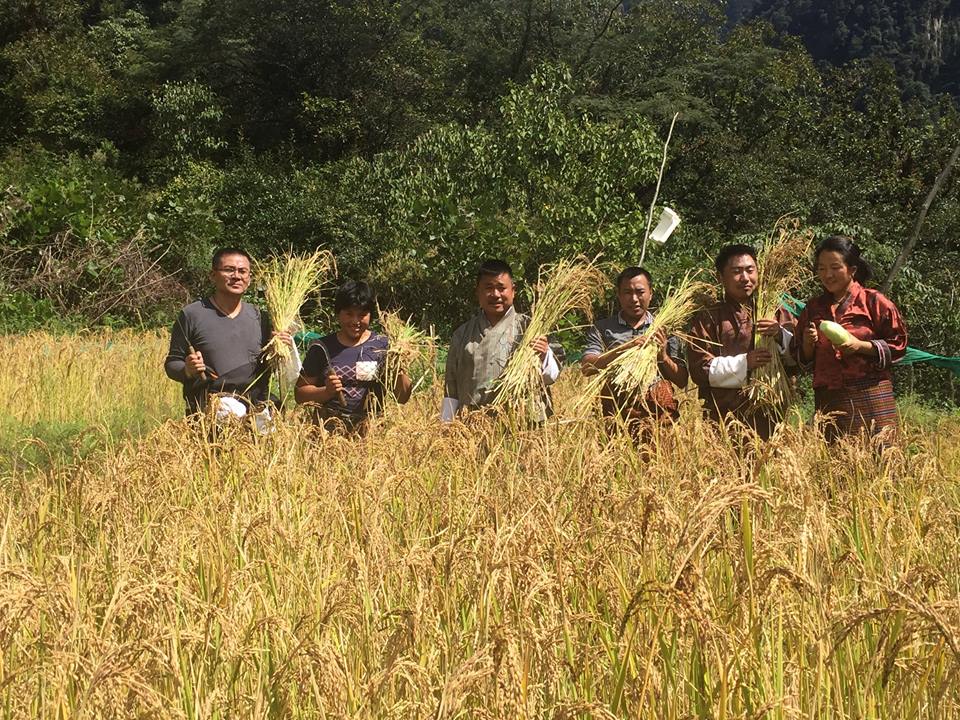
[165,247,279,415]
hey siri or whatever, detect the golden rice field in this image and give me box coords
[1,331,960,719]
[0,330,182,470]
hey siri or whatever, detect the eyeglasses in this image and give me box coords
[215,266,250,277]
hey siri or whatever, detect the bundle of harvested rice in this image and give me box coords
[494,257,606,416]
[747,218,813,412]
[257,250,337,368]
[578,272,713,413]
[379,308,437,397]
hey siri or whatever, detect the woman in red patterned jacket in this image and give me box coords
[792,236,908,441]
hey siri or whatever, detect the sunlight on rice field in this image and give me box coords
[0,330,182,426]
[0,331,959,718]
[0,331,182,468]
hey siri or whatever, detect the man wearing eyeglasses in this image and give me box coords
[165,247,292,415]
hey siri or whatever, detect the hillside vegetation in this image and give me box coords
[1,1,958,402]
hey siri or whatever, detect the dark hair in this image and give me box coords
[476,258,513,283]
[212,247,252,269]
[615,266,653,289]
[714,244,757,274]
[334,280,376,314]
[815,235,873,284]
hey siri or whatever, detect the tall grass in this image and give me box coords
[379,308,437,399]
[257,249,336,381]
[0,331,182,467]
[1,331,959,718]
[0,330,180,426]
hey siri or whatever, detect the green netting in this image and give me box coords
[295,331,323,350]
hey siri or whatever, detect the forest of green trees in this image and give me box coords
[1,0,958,398]
[731,0,960,97]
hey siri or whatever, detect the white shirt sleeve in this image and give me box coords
[440,397,460,422]
[280,337,303,385]
[777,326,793,353]
[777,326,797,366]
[708,353,748,388]
[541,347,560,385]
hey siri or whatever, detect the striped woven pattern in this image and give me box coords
[815,377,898,440]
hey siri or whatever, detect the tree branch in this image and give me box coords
[573,0,624,74]
[510,0,535,80]
[881,141,960,293]
[640,111,679,266]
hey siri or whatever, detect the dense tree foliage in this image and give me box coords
[0,0,958,398]
[733,0,960,97]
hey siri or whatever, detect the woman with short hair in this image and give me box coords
[295,280,411,433]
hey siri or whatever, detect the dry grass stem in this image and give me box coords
[379,308,437,398]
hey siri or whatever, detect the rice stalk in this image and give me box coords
[256,250,337,368]
[747,218,813,414]
[3,328,960,717]
[576,273,713,414]
[379,308,437,399]
[494,257,606,417]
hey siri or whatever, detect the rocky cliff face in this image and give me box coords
[729,0,960,96]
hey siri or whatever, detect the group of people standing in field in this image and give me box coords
[165,235,907,444]
[692,237,905,441]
